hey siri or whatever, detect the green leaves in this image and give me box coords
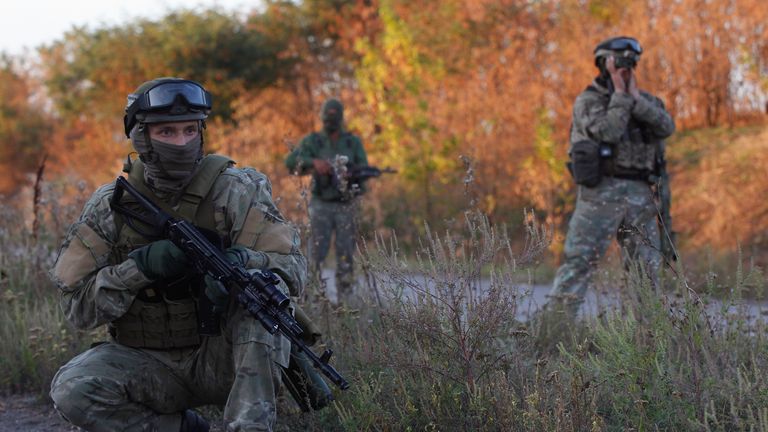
[41,9,294,124]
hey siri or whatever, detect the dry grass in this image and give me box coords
[1,184,767,431]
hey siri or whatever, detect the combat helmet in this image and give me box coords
[123,77,212,138]
[593,36,642,70]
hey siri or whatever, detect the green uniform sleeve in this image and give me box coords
[285,134,317,175]
[211,168,307,296]
[50,184,153,330]
[352,135,369,167]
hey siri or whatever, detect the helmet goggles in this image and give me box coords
[595,37,643,55]
[124,80,212,137]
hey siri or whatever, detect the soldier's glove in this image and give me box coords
[202,245,263,312]
[224,245,269,269]
[179,409,209,432]
[128,240,189,280]
[312,158,333,175]
[224,245,250,267]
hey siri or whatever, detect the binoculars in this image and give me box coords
[614,55,637,70]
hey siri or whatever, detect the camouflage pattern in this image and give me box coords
[308,197,359,298]
[568,80,675,163]
[550,178,663,311]
[49,307,286,431]
[285,131,368,202]
[550,78,675,314]
[285,130,368,299]
[49,163,307,431]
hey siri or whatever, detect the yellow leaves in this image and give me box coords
[484,195,497,215]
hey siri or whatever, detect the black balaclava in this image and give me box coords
[595,56,613,91]
[321,98,344,134]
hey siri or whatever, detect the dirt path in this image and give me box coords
[0,394,77,432]
[0,395,230,431]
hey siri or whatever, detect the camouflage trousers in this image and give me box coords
[308,197,359,299]
[549,178,662,315]
[50,304,290,432]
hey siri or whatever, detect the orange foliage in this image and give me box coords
[672,127,768,250]
[3,0,768,254]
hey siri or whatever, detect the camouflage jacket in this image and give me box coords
[51,162,307,330]
[570,79,675,175]
[285,131,368,201]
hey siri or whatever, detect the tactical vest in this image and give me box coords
[611,117,657,176]
[586,85,659,178]
[109,155,233,349]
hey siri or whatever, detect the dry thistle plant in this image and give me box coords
[348,210,552,428]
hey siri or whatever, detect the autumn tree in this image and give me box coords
[0,57,52,197]
[0,0,764,254]
[38,9,296,185]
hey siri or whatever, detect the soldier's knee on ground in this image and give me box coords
[50,375,112,427]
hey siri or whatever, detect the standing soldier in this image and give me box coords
[49,77,307,431]
[285,98,369,302]
[548,36,676,316]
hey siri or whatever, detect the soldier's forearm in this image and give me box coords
[60,260,151,329]
[586,93,634,143]
[261,252,307,297]
[632,96,675,138]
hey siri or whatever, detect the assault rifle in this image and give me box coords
[345,165,398,182]
[329,155,397,200]
[110,176,350,391]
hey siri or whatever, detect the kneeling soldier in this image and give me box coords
[49,77,307,432]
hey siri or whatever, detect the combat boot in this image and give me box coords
[180,409,210,432]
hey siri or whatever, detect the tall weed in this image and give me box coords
[1,191,767,431]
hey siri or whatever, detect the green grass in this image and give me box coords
[0,204,97,395]
[280,212,768,431]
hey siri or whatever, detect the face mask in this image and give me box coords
[323,115,342,134]
[132,128,203,193]
[320,99,344,134]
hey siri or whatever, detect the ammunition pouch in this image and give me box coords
[110,283,202,349]
[567,139,602,187]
